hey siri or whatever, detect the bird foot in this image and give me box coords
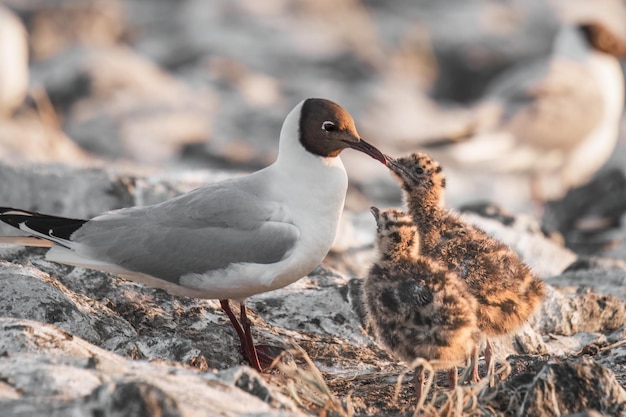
[253,344,285,370]
[220,299,285,373]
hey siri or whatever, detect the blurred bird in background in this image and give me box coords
[0,5,28,117]
[417,0,626,203]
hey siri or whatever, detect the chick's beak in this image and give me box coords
[384,154,403,174]
[384,155,414,183]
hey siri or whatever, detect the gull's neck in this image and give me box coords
[263,102,348,222]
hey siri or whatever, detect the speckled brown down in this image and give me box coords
[364,207,481,401]
[386,153,546,376]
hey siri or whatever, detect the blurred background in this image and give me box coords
[0,0,625,218]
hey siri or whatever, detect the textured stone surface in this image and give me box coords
[0,318,303,417]
[0,261,136,343]
[31,45,216,163]
[542,169,626,254]
[0,163,134,222]
[1,169,626,415]
[536,286,626,335]
[519,358,626,417]
[548,266,626,299]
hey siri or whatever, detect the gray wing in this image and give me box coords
[72,182,299,282]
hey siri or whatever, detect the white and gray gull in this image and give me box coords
[0,98,387,371]
[420,11,626,201]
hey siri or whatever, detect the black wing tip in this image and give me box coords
[0,207,88,241]
[0,207,32,229]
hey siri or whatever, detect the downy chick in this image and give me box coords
[364,207,481,402]
[386,153,546,378]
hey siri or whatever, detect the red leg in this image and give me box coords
[220,300,282,372]
[239,302,263,372]
[484,339,495,377]
[414,367,425,404]
[220,300,246,345]
[219,299,262,372]
[470,345,480,382]
[484,339,497,386]
[447,367,458,389]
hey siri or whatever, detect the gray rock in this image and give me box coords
[548,266,626,299]
[251,267,372,347]
[537,286,626,336]
[30,46,216,163]
[0,261,135,343]
[513,322,550,356]
[0,318,303,417]
[0,247,245,369]
[0,162,134,223]
[519,357,626,417]
[2,163,626,415]
[8,0,125,60]
[542,169,626,253]
[82,382,184,417]
[0,111,91,164]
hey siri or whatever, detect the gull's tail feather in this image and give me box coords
[0,207,87,248]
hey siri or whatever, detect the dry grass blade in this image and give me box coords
[286,379,310,410]
[393,357,435,404]
[574,338,626,357]
[273,340,515,416]
[393,357,515,417]
[459,354,477,386]
[601,338,626,352]
[276,342,354,417]
[489,358,512,390]
[389,357,436,416]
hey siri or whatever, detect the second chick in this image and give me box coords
[364,207,481,403]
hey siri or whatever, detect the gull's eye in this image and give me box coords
[322,121,337,132]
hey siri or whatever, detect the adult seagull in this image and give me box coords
[0,98,387,371]
[422,14,625,201]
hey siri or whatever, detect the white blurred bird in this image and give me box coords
[422,6,626,201]
[0,5,28,117]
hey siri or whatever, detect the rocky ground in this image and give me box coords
[0,0,625,416]
[1,165,626,416]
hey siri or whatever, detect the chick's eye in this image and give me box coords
[416,167,424,174]
[322,121,337,132]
